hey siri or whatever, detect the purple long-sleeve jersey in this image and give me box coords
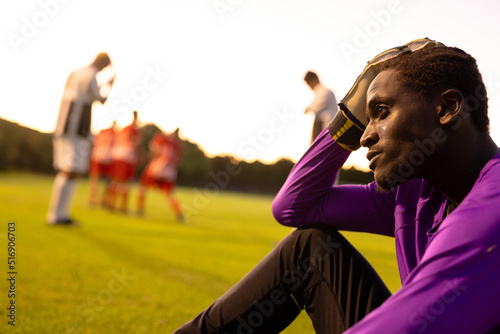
[272,129,500,333]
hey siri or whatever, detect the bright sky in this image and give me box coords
[2,0,500,170]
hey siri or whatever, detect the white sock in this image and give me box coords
[47,173,66,223]
[46,173,76,223]
[58,178,76,220]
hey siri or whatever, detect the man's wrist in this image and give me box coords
[328,104,366,151]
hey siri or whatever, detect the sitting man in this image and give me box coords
[175,39,500,333]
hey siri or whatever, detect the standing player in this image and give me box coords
[304,71,338,143]
[46,53,114,225]
[137,128,185,222]
[108,111,142,213]
[88,121,116,208]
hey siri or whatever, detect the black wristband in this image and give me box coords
[328,103,366,151]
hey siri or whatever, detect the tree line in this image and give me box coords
[0,118,373,194]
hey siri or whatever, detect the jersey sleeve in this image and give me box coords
[272,128,396,236]
[343,160,500,333]
[87,74,106,103]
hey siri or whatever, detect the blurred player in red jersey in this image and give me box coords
[88,121,116,207]
[137,128,185,222]
[108,111,142,213]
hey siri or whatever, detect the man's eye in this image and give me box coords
[375,105,389,118]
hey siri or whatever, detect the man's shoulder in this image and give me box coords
[464,153,500,200]
[478,152,500,179]
[441,154,500,234]
[74,64,97,76]
[68,65,98,85]
[315,84,334,95]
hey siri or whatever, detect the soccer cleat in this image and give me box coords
[47,218,80,227]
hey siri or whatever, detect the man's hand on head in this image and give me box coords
[328,38,440,151]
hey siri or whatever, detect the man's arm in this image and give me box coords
[88,75,108,104]
[272,128,396,236]
[281,39,440,233]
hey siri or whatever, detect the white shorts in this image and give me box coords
[53,136,92,174]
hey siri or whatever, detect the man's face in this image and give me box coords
[305,78,319,90]
[361,69,442,192]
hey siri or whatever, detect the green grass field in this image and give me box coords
[0,172,400,334]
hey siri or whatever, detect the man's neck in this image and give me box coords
[312,82,322,91]
[426,135,499,205]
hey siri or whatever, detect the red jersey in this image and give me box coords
[111,123,141,164]
[91,126,115,164]
[145,132,183,181]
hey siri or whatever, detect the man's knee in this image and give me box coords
[291,226,344,258]
[275,226,345,280]
[60,171,81,180]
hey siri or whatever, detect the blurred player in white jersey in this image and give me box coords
[304,71,338,143]
[46,53,114,225]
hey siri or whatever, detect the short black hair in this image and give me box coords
[304,71,319,82]
[379,46,489,132]
[93,52,111,69]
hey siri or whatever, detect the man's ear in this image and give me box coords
[437,89,464,126]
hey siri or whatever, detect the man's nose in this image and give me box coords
[360,121,378,148]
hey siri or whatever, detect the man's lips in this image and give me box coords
[366,151,381,170]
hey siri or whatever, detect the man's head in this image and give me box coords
[169,127,181,141]
[378,46,489,133]
[361,45,490,192]
[131,110,139,125]
[304,71,320,89]
[92,52,111,70]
